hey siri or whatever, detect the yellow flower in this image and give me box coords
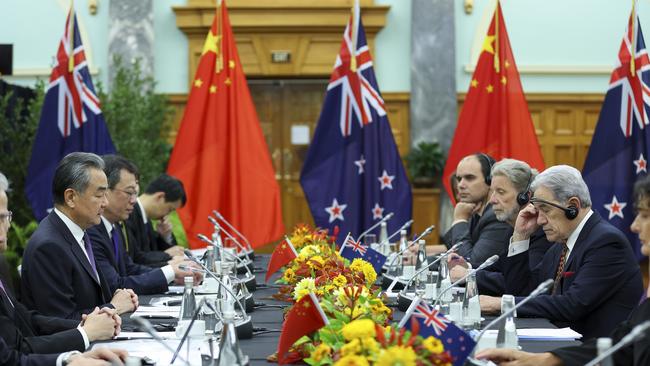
[310,255,325,266]
[340,338,362,356]
[298,245,321,259]
[349,259,377,284]
[422,336,444,354]
[282,268,295,282]
[293,277,316,300]
[342,319,375,340]
[361,337,379,354]
[334,354,369,366]
[333,274,347,287]
[375,346,417,366]
[311,343,331,362]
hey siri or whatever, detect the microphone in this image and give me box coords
[385,225,436,269]
[357,212,394,242]
[184,249,254,339]
[198,233,255,277]
[208,217,253,263]
[171,297,206,364]
[584,320,650,366]
[213,211,254,252]
[391,242,462,293]
[131,316,189,365]
[179,264,255,313]
[378,219,413,247]
[433,255,499,308]
[470,279,554,360]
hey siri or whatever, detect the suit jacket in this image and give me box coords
[0,337,58,366]
[442,204,512,268]
[551,298,650,366]
[21,212,114,320]
[88,222,168,295]
[503,211,643,340]
[124,202,172,267]
[476,228,553,296]
[0,277,83,354]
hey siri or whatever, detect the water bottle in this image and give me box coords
[436,258,452,313]
[415,239,428,269]
[179,276,196,320]
[204,246,216,272]
[496,295,518,349]
[379,222,389,255]
[596,337,613,366]
[462,269,481,329]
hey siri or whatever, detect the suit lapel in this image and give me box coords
[563,213,600,271]
[49,213,101,286]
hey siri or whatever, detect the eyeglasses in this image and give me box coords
[0,211,12,225]
[112,188,138,199]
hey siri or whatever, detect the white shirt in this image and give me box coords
[508,209,594,263]
[137,198,148,224]
[100,216,175,283]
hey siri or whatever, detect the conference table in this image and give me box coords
[105,254,581,365]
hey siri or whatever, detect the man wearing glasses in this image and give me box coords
[87,155,199,295]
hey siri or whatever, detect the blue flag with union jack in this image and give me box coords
[399,297,475,366]
[26,10,115,220]
[300,13,412,244]
[340,233,387,274]
[583,12,650,260]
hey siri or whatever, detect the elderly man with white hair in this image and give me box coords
[479,165,643,340]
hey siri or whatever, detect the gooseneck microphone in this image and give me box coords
[378,219,414,247]
[385,224,436,269]
[213,211,254,252]
[197,234,254,278]
[469,279,554,362]
[584,320,650,366]
[171,298,206,364]
[184,250,254,339]
[357,212,394,242]
[208,217,253,263]
[394,242,462,293]
[432,255,499,308]
[131,316,189,365]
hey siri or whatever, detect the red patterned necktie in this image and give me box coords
[552,245,569,295]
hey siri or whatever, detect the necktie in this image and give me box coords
[82,233,100,280]
[119,222,130,252]
[111,225,121,265]
[0,280,14,308]
[552,245,569,295]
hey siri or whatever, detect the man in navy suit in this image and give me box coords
[21,153,139,320]
[125,174,186,267]
[87,155,199,294]
[480,165,643,340]
[0,172,118,354]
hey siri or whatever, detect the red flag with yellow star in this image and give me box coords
[442,2,545,202]
[265,237,298,282]
[277,292,329,365]
[167,1,284,248]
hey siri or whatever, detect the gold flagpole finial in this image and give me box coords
[493,1,500,73]
[631,0,636,77]
[350,0,359,72]
[68,0,75,72]
[215,0,223,73]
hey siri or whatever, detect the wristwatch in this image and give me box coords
[61,350,82,366]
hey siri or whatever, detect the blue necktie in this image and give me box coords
[111,225,121,265]
[82,233,99,280]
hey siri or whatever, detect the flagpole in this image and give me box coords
[215,0,223,73]
[68,0,75,72]
[631,0,636,77]
[350,0,360,72]
[493,0,500,73]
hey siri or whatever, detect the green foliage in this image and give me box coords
[5,221,38,273]
[0,80,44,225]
[404,141,446,182]
[98,56,174,188]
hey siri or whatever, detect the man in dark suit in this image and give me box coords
[477,173,650,366]
[88,156,199,294]
[21,153,139,320]
[0,336,129,366]
[0,174,118,354]
[448,159,553,296]
[438,153,512,268]
[480,165,643,340]
[125,174,186,267]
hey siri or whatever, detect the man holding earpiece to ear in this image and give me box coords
[479,165,643,340]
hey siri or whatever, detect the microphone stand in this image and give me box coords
[584,320,650,366]
[131,316,189,366]
[432,255,499,308]
[468,279,554,365]
[184,250,254,339]
[213,211,255,255]
[382,225,437,290]
[377,219,413,247]
[357,212,394,242]
[180,265,255,314]
[208,217,253,264]
[171,298,207,364]
[198,234,257,291]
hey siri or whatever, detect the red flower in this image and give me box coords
[563,271,575,278]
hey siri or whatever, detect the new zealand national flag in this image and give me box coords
[583,12,650,260]
[300,11,412,244]
[399,297,475,366]
[25,9,115,220]
[340,233,387,274]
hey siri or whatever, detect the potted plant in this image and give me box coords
[405,141,445,188]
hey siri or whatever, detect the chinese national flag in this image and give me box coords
[167,1,284,248]
[265,238,298,282]
[277,292,328,365]
[442,2,545,201]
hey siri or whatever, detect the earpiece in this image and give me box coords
[477,153,495,186]
[530,197,579,220]
[516,171,534,206]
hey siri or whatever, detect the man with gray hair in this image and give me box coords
[480,165,643,339]
[21,152,139,320]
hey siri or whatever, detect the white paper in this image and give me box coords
[114,331,177,340]
[291,125,310,145]
[482,327,582,340]
[93,339,205,365]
